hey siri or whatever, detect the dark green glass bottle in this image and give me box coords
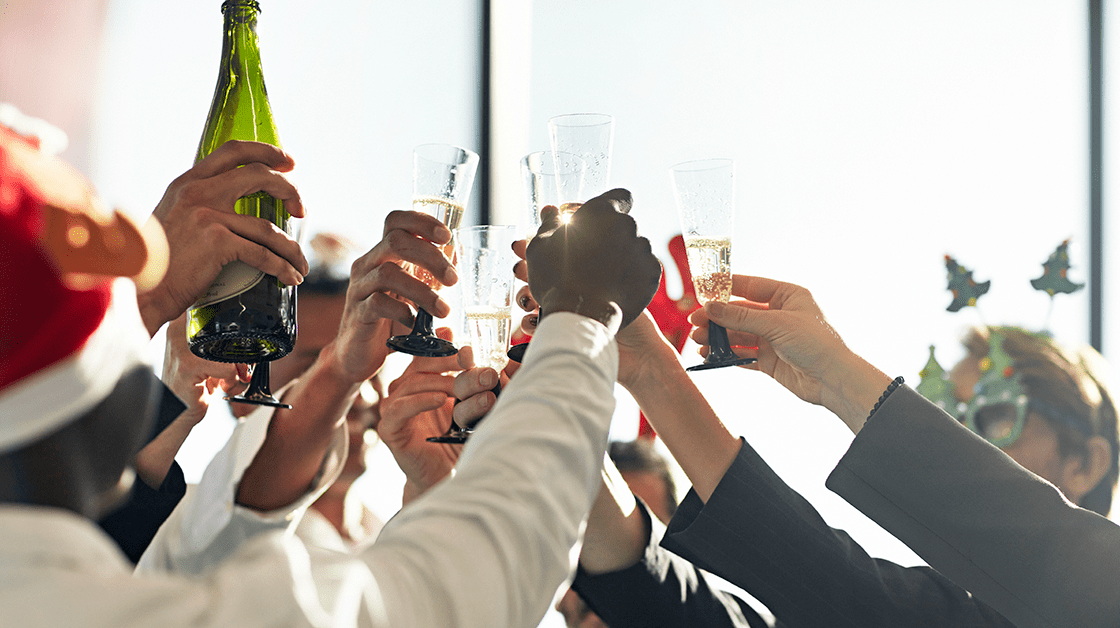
[187,0,295,363]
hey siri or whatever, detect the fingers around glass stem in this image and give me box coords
[387,308,458,358]
[687,321,756,372]
[225,361,293,408]
[426,380,503,444]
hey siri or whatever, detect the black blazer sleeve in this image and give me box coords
[660,437,1014,628]
[827,385,1120,628]
[572,499,772,628]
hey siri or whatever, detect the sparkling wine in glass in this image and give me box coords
[387,143,479,357]
[671,158,756,371]
[428,225,517,443]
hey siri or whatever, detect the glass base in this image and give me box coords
[506,342,529,363]
[686,356,757,372]
[224,391,293,409]
[386,333,459,357]
[426,426,472,444]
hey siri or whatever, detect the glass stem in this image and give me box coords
[707,322,737,360]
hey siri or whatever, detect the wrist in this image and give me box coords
[820,353,893,434]
[539,290,622,333]
[135,286,172,338]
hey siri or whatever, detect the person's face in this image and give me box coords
[949,357,1074,497]
[232,293,346,418]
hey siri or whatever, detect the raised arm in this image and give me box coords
[236,209,457,511]
[359,189,661,628]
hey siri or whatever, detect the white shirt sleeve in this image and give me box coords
[136,401,348,575]
[361,312,619,628]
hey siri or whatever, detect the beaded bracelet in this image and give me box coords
[866,376,905,423]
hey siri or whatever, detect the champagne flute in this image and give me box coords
[428,225,518,443]
[507,150,587,362]
[387,143,479,357]
[548,113,614,198]
[670,158,756,371]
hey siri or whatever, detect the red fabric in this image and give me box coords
[640,235,701,439]
[0,126,110,391]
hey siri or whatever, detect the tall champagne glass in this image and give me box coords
[387,143,479,357]
[548,113,614,198]
[506,150,587,362]
[428,225,518,443]
[671,158,756,371]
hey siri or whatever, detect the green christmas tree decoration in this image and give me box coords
[969,332,1023,406]
[945,255,990,312]
[916,345,960,416]
[1030,239,1084,297]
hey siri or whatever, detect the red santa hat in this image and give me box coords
[0,119,168,454]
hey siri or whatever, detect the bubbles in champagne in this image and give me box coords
[684,235,732,305]
[406,196,466,288]
[465,306,512,371]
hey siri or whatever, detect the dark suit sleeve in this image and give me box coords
[660,437,1014,628]
[97,384,188,564]
[572,499,772,628]
[828,385,1120,628]
[98,460,188,563]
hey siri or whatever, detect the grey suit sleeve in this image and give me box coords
[828,385,1120,628]
[661,437,1013,628]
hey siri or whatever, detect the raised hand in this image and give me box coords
[139,140,309,335]
[527,188,661,331]
[377,335,503,503]
[329,209,457,386]
[139,313,249,488]
[690,275,891,432]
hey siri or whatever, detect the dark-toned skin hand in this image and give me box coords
[526,188,661,331]
[138,140,309,336]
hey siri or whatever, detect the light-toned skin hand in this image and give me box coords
[578,456,647,575]
[236,209,459,512]
[379,338,507,504]
[138,140,310,336]
[137,313,249,488]
[690,275,891,434]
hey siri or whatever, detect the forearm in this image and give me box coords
[365,313,619,628]
[579,461,649,575]
[237,342,360,511]
[820,352,893,435]
[622,349,740,503]
[133,413,201,488]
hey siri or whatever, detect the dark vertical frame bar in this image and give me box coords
[1090,0,1104,351]
[478,0,492,224]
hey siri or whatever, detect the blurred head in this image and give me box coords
[0,122,169,519]
[949,326,1119,516]
[609,439,678,523]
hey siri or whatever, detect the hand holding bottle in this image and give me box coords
[138,140,308,336]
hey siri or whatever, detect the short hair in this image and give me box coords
[609,439,678,519]
[962,326,1119,516]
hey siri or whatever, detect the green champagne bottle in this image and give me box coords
[187,0,295,363]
